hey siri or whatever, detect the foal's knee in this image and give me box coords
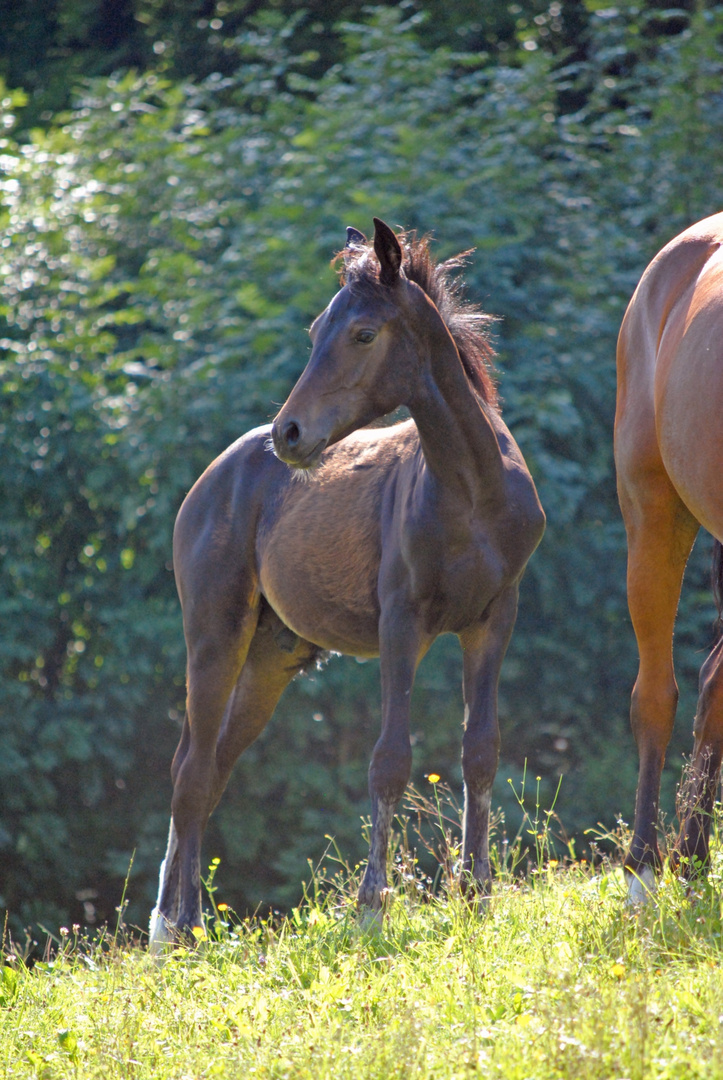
[369,736,412,803]
[462,726,499,795]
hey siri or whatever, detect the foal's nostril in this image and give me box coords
[283,420,301,448]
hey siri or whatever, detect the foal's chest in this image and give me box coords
[400,512,505,635]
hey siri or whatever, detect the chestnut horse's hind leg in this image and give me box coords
[618,469,699,900]
[150,604,318,949]
[459,585,519,896]
[674,631,723,874]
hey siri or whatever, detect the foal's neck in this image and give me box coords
[406,293,506,505]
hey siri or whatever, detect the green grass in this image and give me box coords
[2,796,723,1079]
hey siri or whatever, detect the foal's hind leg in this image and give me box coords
[674,631,723,875]
[459,585,519,897]
[150,718,190,940]
[618,470,698,899]
[210,607,320,814]
[151,603,260,947]
[151,605,317,948]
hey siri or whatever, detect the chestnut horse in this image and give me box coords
[149,219,545,947]
[616,212,723,901]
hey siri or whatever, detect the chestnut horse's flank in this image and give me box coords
[149,219,545,947]
[615,212,723,901]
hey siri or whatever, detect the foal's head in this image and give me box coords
[272,218,496,468]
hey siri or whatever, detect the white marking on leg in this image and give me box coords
[148,908,176,956]
[625,865,657,906]
[148,818,179,952]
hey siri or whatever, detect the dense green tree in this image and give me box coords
[3,0,710,132]
[0,0,587,129]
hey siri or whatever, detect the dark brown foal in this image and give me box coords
[150,219,544,947]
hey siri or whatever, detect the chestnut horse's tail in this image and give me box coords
[713,539,723,644]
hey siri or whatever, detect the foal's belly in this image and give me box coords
[259,555,382,656]
[257,474,384,657]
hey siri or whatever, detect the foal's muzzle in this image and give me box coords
[271,417,328,469]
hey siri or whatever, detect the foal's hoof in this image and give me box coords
[461,887,492,915]
[357,904,385,933]
[148,908,176,955]
[149,909,205,954]
[356,879,392,930]
[625,865,657,906]
[460,867,492,908]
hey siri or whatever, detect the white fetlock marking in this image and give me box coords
[154,852,168,910]
[157,819,178,895]
[146,907,178,959]
[625,865,657,906]
[148,819,180,955]
[148,907,175,955]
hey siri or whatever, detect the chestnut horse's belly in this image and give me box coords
[656,287,723,542]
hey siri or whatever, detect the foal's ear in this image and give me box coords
[373,217,403,286]
[345,226,367,249]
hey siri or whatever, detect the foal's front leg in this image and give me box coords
[459,586,519,895]
[358,603,421,911]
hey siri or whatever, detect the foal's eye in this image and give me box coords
[355,329,376,344]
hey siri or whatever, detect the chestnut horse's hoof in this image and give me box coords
[625,865,657,906]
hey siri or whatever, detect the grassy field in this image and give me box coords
[2,794,723,1079]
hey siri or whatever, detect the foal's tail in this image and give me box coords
[712,539,723,644]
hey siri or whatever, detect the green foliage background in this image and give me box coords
[1,0,722,934]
